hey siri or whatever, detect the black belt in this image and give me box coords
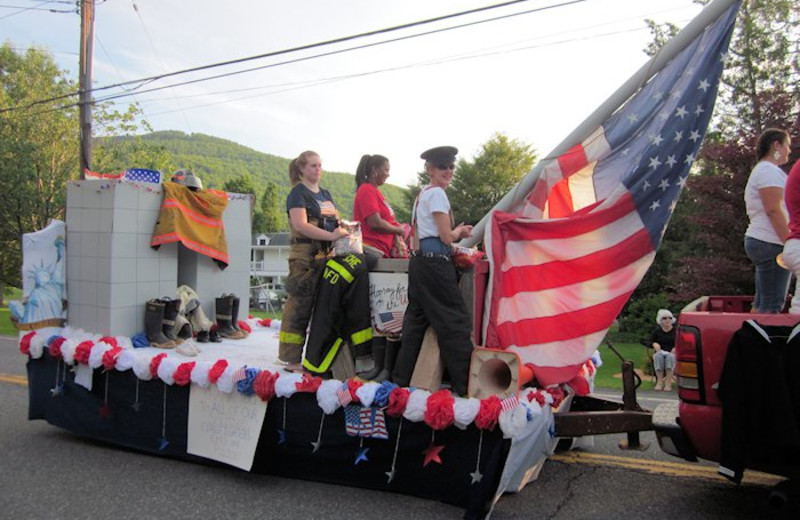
[411,251,451,260]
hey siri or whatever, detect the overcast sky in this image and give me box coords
[2,0,705,188]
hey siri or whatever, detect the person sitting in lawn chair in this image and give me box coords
[648,309,677,391]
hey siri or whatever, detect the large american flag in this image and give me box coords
[483,2,740,386]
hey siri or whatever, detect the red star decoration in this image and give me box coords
[423,444,444,467]
[99,403,111,419]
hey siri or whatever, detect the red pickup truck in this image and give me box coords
[652,296,800,489]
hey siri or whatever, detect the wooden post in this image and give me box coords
[78,0,95,179]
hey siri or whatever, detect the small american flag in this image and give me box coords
[377,311,404,335]
[344,405,388,439]
[336,384,353,406]
[232,365,247,383]
[500,394,520,413]
[123,168,162,184]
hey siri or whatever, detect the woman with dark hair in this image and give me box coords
[353,154,409,259]
[744,128,793,313]
[278,151,349,372]
[352,154,409,381]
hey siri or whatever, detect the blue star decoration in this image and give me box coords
[548,424,556,438]
[423,444,444,467]
[354,447,369,465]
[158,437,169,451]
[470,470,483,484]
[277,429,287,445]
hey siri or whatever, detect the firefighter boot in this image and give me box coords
[664,369,674,392]
[376,337,399,382]
[359,336,386,381]
[215,295,245,340]
[229,293,249,338]
[654,370,664,391]
[145,300,175,349]
[161,298,184,346]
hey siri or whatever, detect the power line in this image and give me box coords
[1,0,570,114]
[4,0,587,114]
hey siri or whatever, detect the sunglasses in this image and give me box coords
[435,163,455,171]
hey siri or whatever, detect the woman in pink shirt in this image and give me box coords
[353,154,409,259]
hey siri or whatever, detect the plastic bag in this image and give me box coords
[451,245,485,270]
[334,220,363,256]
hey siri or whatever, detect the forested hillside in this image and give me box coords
[123,131,410,229]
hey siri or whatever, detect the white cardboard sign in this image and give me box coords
[368,272,408,336]
[187,385,267,471]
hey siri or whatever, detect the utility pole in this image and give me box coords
[78,0,95,179]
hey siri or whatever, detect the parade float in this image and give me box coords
[15,1,741,518]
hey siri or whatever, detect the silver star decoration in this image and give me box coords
[50,385,63,397]
[385,469,396,483]
[470,470,483,484]
[311,441,321,453]
[131,401,142,412]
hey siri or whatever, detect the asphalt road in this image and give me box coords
[1,335,798,519]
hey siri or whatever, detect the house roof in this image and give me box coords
[253,232,291,246]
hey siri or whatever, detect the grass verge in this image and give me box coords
[593,341,653,390]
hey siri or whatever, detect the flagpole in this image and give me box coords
[460,0,739,248]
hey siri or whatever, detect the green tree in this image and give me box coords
[260,181,283,231]
[450,133,537,225]
[0,43,78,295]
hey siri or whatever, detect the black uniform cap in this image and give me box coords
[420,146,458,164]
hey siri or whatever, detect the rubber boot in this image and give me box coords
[376,337,399,382]
[145,300,175,349]
[229,294,249,338]
[664,369,674,391]
[360,337,386,380]
[209,328,223,343]
[215,296,244,339]
[161,298,184,345]
[654,370,664,391]
[196,330,210,343]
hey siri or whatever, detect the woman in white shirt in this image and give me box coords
[743,128,793,313]
[392,146,474,396]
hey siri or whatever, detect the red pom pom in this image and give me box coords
[347,379,364,404]
[238,320,252,333]
[48,337,66,359]
[19,331,36,355]
[387,387,410,418]
[149,353,168,379]
[74,341,94,365]
[102,346,123,371]
[295,373,322,393]
[208,359,229,384]
[566,374,590,396]
[173,362,196,386]
[254,370,278,401]
[475,395,503,430]
[99,336,118,348]
[424,389,455,431]
[258,318,272,327]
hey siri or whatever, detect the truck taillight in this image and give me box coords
[674,326,702,402]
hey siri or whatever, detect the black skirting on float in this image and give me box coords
[27,355,510,520]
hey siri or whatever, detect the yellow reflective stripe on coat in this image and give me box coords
[279,331,305,345]
[326,259,354,283]
[350,328,373,346]
[303,337,343,373]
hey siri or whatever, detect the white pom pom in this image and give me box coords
[191,361,213,388]
[355,382,380,408]
[29,334,46,359]
[157,356,179,385]
[89,343,111,369]
[403,389,430,423]
[275,372,302,398]
[216,367,235,393]
[453,397,481,429]
[61,339,77,365]
[133,355,153,380]
[116,349,136,371]
[316,380,342,415]
[499,404,529,439]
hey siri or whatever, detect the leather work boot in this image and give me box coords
[145,300,175,349]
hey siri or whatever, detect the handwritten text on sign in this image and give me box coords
[187,386,267,471]
[368,272,408,336]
